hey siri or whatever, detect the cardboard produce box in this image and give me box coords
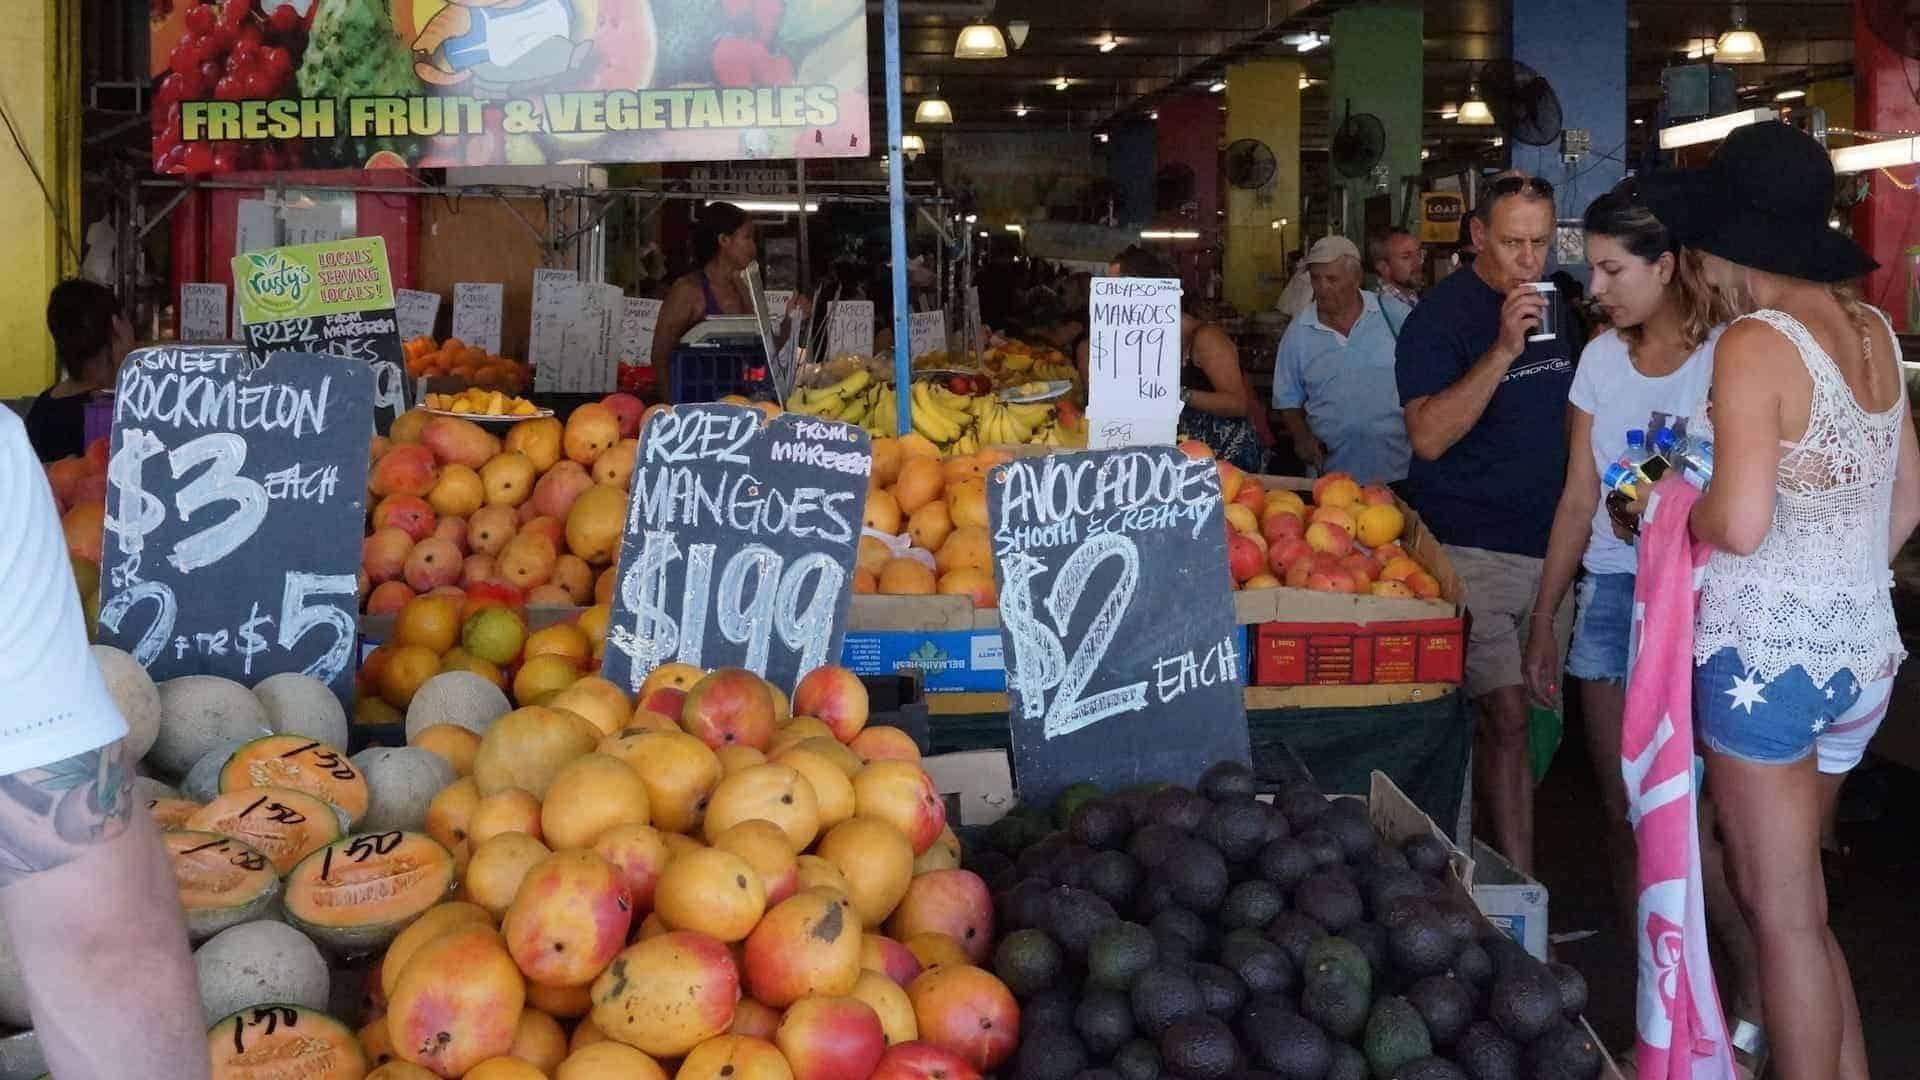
[1470,838,1552,962]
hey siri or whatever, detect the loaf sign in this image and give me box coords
[988,445,1248,801]
[601,404,873,695]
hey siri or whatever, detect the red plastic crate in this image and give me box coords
[1253,618,1465,686]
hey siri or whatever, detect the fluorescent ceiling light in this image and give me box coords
[1014,104,1030,117]
[1054,77,1070,91]
[1140,229,1200,240]
[1097,35,1118,53]
[731,201,820,213]
[1149,110,1159,120]
[1458,99,1494,125]
[1440,106,1459,120]
[1633,117,1645,125]
[1775,88,1806,101]
[1209,80,1227,94]
[1288,32,1327,53]
[1298,74,1311,91]
[1832,136,1920,175]
[1492,136,1504,148]
[901,134,925,157]
[1657,106,1773,149]
[1007,21,1029,49]
[915,97,953,124]
[964,213,978,223]
[1420,147,1431,160]
[1005,224,1023,233]
[1716,28,1765,63]
[1685,38,1718,59]
[1096,132,1109,143]
[954,22,1007,60]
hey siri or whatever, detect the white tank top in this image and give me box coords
[1694,308,1909,685]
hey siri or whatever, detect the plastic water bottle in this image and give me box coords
[1676,439,1715,487]
[1602,461,1642,500]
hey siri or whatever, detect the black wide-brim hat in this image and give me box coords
[1642,120,1877,284]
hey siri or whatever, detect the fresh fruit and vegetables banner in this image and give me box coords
[603,404,872,695]
[234,236,410,428]
[98,346,374,709]
[151,0,870,173]
[987,445,1248,802]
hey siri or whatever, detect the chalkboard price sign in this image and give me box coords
[97,346,374,709]
[988,446,1248,801]
[601,404,872,695]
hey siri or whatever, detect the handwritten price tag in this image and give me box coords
[987,446,1247,800]
[1087,277,1183,439]
[825,300,875,359]
[180,284,229,342]
[908,310,947,361]
[451,283,503,354]
[394,289,441,342]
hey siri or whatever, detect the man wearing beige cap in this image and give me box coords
[1272,236,1412,483]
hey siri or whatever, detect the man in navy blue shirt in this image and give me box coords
[1395,175,1576,874]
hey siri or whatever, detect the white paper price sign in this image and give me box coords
[530,269,582,392]
[620,298,663,367]
[451,283,503,354]
[394,289,441,342]
[908,310,947,361]
[825,300,875,359]
[180,284,229,342]
[1087,277,1183,448]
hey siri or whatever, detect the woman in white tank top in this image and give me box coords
[1649,123,1920,1079]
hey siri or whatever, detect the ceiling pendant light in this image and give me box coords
[915,91,953,124]
[1097,35,1119,53]
[954,21,1008,60]
[902,134,925,159]
[1007,21,1030,50]
[1715,5,1765,64]
[1458,82,1495,125]
[1014,104,1030,117]
[1054,77,1070,92]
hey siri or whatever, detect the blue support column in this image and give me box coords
[1509,0,1627,282]
[883,0,912,435]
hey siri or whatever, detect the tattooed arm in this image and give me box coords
[0,740,210,1078]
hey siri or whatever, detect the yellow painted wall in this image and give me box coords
[0,0,78,397]
[1223,60,1301,313]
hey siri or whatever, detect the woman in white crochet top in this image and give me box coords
[1649,122,1920,1079]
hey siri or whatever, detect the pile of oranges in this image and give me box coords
[404,336,532,392]
[855,435,1001,608]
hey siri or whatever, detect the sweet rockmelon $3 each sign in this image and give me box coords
[284,831,458,953]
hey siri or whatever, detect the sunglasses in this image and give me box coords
[1488,176,1555,199]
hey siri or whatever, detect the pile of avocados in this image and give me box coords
[971,762,1603,1080]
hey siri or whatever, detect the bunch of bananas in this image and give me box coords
[788,370,874,421]
[908,382,976,448]
[973,396,1057,447]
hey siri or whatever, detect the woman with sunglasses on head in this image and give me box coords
[1646,122,1920,1080]
[1522,182,1765,1071]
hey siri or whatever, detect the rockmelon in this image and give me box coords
[349,747,456,833]
[149,796,204,830]
[404,670,511,741]
[165,830,284,943]
[92,644,161,760]
[218,735,371,827]
[187,786,345,874]
[182,742,246,803]
[194,920,330,1022]
[153,675,272,778]
[206,1003,365,1079]
[253,672,350,749]
[472,707,602,798]
[284,832,458,954]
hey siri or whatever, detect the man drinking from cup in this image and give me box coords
[1394,173,1579,874]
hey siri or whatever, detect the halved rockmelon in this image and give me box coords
[187,787,345,874]
[284,832,457,954]
[164,830,283,943]
[207,1003,366,1079]
[149,796,204,830]
[218,735,371,828]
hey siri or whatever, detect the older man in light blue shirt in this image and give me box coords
[1272,236,1413,484]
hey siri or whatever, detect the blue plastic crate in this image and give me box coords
[667,345,773,404]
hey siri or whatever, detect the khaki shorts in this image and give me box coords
[1444,545,1573,699]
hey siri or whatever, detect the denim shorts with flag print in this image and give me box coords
[1694,647,1893,774]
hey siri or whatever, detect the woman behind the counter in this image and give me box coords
[652,202,783,366]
